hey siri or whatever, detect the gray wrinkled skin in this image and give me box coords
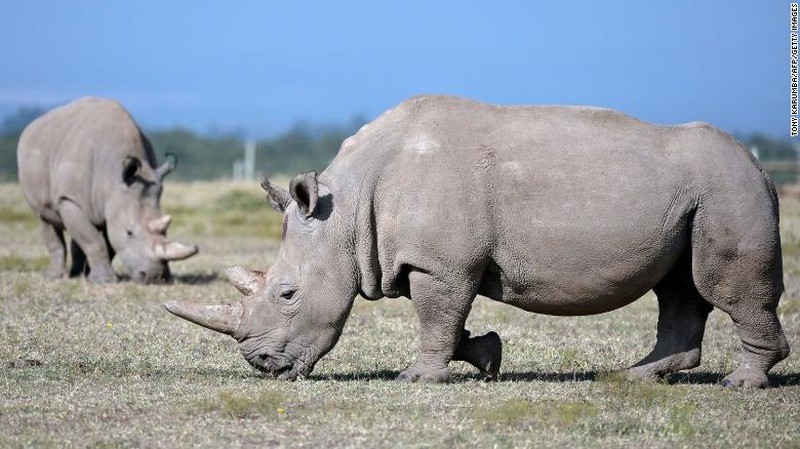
[18,97,197,284]
[167,95,789,387]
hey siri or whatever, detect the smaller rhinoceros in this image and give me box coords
[165,95,789,387]
[17,97,198,283]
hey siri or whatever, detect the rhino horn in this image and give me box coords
[164,300,243,336]
[226,266,263,296]
[148,215,172,234]
[155,241,198,261]
[260,174,292,213]
[155,153,176,181]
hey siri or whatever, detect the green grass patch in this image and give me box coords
[474,399,598,429]
[0,255,48,272]
[213,190,267,212]
[167,188,282,239]
[0,206,36,224]
[195,389,287,419]
[668,401,698,437]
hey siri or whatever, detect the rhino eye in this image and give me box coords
[126,229,134,237]
[279,289,296,301]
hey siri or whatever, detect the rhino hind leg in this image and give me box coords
[624,270,712,381]
[704,266,789,388]
[453,329,502,380]
[40,220,67,279]
[690,202,789,388]
[58,200,117,283]
[721,309,789,388]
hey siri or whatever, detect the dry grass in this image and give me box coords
[0,182,798,448]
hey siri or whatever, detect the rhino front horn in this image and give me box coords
[155,241,198,261]
[164,300,243,336]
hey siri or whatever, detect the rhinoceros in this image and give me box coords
[18,97,198,283]
[166,95,789,387]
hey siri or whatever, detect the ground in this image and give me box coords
[1,181,798,448]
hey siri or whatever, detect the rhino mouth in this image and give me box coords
[130,271,172,285]
[240,338,318,380]
[122,264,172,284]
[247,353,306,380]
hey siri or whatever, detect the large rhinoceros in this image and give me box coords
[166,95,789,387]
[18,97,198,283]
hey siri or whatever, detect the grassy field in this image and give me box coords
[1,181,798,448]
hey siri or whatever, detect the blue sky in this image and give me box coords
[0,1,786,138]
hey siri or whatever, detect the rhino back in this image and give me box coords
[18,97,158,225]
[325,95,774,313]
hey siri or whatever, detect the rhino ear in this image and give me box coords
[260,174,292,213]
[122,156,142,186]
[290,172,318,218]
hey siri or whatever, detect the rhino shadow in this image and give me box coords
[113,272,218,285]
[307,370,800,386]
[171,272,219,285]
[307,370,401,381]
[306,370,601,382]
[661,371,800,387]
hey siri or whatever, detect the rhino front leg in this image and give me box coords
[398,271,477,383]
[58,201,117,283]
[40,220,67,279]
[77,228,116,278]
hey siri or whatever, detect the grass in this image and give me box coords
[162,181,285,239]
[0,254,48,272]
[0,181,798,448]
[194,389,288,419]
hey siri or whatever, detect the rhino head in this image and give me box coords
[165,172,357,378]
[108,154,198,283]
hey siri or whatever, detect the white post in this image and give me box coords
[244,140,256,181]
[233,159,244,181]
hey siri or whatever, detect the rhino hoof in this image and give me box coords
[458,331,502,381]
[88,269,117,284]
[480,331,502,381]
[397,371,416,382]
[397,365,450,383]
[721,369,769,389]
[618,366,660,383]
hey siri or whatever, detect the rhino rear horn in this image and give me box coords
[164,300,243,336]
[226,266,263,296]
[155,153,176,181]
[148,215,172,234]
[155,241,198,261]
[260,174,292,213]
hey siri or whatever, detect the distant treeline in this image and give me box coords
[0,106,797,182]
[0,106,366,181]
[146,117,366,180]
